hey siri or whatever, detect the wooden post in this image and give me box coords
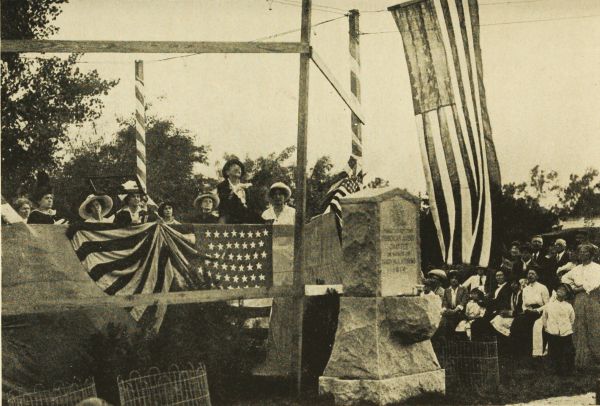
[290,0,312,396]
[348,10,363,175]
[135,60,147,193]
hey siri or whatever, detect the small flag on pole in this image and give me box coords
[321,157,364,242]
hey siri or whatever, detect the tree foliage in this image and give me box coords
[1,0,119,198]
[55,117,209,221]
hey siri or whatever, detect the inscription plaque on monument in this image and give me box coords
[340,187,421,297]
[379,198,420,296]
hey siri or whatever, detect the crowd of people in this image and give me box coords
[3,159,296,227]
[425,236,600,375]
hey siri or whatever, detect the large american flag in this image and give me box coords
[66,222,273,331]
[390,0,501,266]
[197,225,273,289]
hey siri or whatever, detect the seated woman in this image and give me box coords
[78,193,113,223]
[113,181,147,226]
[261,182,295,225]
[13,197,32,221]
[158,201,180,225]
[28,172,65,224]
[510,269,549,358]
[456,288,486,340]
[490,280,523,338]
[217,159,260,224]
[192,191,220,224]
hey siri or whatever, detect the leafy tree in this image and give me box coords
[1,0,118,198]
[559,168,600,218]
[55,117,209,221]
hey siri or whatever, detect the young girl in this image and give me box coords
[456,288,487,340]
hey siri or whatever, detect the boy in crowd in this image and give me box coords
[542,283,575,375]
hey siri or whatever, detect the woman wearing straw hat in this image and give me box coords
[78,193,113,223]
[113,180,147,226]
[217,158,258,224]
[192,191,219,224]
[262,182,295,225]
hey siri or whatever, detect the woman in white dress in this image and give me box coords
[561,243,600,369]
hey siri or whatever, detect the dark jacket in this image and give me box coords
[541,251,570,291]
[511,259,539,282]
[442,286,469,311]
[27,210,61,224]
[191,212,219,224]
[113,208,148,227]
[216,180,262,224]
[485,283,512,317]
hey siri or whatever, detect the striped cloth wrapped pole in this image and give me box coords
[135,60,147,193]
[348,10,363,178]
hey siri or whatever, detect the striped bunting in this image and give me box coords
[66,222,208,332]
[390,0,501,266]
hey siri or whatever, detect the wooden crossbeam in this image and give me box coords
[1,285,299,316]
[310,49,366,124]
[0,40,309,54]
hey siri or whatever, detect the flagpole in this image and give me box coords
[290,0,311,396]
[135,60,147,193]
[349,9,362,176]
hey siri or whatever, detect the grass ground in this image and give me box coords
[216,356,599,405]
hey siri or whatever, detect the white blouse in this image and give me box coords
[522,281,549,311]
[561,262,600,294]
[262,205,295,225]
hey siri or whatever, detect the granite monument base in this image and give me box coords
[319,369,445,406]
[319,295,444,405]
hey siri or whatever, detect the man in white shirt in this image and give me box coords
[462,266,489,294]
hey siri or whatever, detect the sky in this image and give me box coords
[45,0,600,194]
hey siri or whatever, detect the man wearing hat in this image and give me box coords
[217,158,259,224]
[79,193,114,223]
[262,182,295,225]
[114,180,148,226]
[192,190,220,224]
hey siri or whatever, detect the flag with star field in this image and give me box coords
[197,225,273,290]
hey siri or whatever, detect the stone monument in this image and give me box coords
[319,187,445,405]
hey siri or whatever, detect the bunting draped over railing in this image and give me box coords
[66,222,274,331]
[389,0,501,266]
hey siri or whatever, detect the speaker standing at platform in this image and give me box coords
[217,159,261,224]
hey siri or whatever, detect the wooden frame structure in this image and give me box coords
[1,0,363,394]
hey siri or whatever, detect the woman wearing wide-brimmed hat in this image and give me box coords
[261,182,295,225]
[192,190,219,224]
[78,193,113,223]
[158,200,180,225]
[113,180,147,226]
[216,158,260,224]
[28,171,66,224]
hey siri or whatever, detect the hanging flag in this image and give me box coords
[66,222,274,330]
[197,225,273,290]
[321,156,364,242]
[66,222,206,332]
[389,0,501,266]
